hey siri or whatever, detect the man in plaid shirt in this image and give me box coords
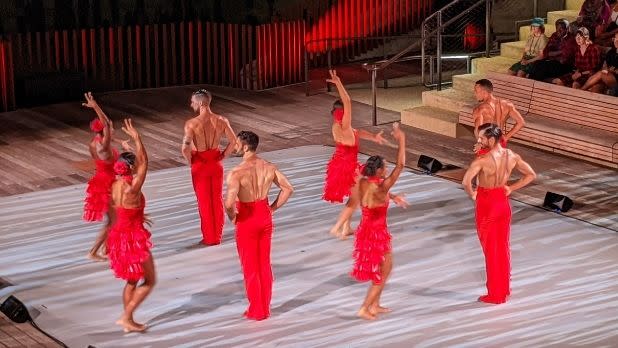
[553,27,602,88]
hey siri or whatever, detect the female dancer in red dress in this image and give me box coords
[323,70,391,238]
[351,123,405,320]
[82,92,118,261]
[106,119,155,333]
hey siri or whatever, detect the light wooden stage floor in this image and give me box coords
[0,146,616,348]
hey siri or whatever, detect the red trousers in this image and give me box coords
[235,199,273,320]
[475,186,511,303]
[191,149,224,245]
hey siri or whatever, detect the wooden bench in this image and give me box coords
[458,72,618,168]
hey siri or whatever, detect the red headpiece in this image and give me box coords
[90,119,105,133]
[114,161,131,176]
[332,108,344,123]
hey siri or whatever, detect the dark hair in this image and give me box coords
[362,155,384,176]
[192,89,212,105]
[237,130,259,152]
[118,152,136,166]
[555,18,569,30]
[331,99,343,115]
[479,123,502,141]
[475,79,493,92]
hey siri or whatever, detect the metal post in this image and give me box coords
[327,39,332,92]
[533,0,538,18]
[371,67,377,126]
[304,49,309,96]
[437,11,442,91]
[429,55,434,85]
[486,0,491,58]
[382,37,388,89]
[467,56,472,73]
[421,26,426,85]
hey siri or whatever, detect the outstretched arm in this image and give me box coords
[504,104,526,142]
[121,119,148,193]
[382,122,406,191]
[83,92,112,148]
[326,69,352,130]
[270,168,294,212]
[224,171,240,223]
[181,123,194,164]
[506,154,536,195]
[357,129,388,145]
[220,118,237,159]
[462,159,482,200]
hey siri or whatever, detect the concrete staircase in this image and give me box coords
[401,0,584,137]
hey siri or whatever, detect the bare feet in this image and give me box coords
[338,223,353,240]
[369,304,392,315]
[87,253,107,262]
[329,225,340,237]
[116,317,147,333]
[357,307,377,320]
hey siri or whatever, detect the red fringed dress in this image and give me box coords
[83,137,118,221]
[107,189,152,282]
[351,178,392,284]
[323,130,360,203]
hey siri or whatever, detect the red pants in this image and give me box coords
[475,186,511,303]
[191,149,224,245]
[235,199,273,320]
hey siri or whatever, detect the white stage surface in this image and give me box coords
[0,146,616,348]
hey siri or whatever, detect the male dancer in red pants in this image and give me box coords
[182,89,237,245]
[462,123,536,304]
[224,131,294,320]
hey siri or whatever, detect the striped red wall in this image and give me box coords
[0,40,16,112]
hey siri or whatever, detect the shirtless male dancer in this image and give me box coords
[182,89,237,245]
[462,123,536,304]
[224,131,294,320]
[472,79,526,153]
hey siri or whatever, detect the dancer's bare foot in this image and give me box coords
[87,253,107,262]
[357,307,377,320]
[338,223,353,240]
[116,318,147,332]
[329,225,340,237]
[369,304,392,314]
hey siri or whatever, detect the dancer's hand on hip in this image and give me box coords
[504,186,512,197]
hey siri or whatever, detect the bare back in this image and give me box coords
[477,148,519,188]
[111,180,143,208]
[232,157,277,202]
[332,123,356,146]
[89,138,112,161]
[359,179,389,209]
[474,97,513,131]
[186,114,228,151]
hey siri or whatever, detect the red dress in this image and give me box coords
[323,131,360,203]
[107,193,153,282]
[83,137,118,222]
[351,179,392,284]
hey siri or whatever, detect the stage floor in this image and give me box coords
[0,146,616,348]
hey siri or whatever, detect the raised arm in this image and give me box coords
[270,167,294,212]
[121,119,148,193]
[83,92,112,148]
[357,129,388,145]
[181,123,194,164]
[462,158,482,200]
[224,171,240,222]
[506,153,536,195]
[326,69,352,130]
[504,103,526,142]
[382,122,406,191]
[220,118,237,159]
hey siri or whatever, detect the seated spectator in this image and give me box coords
[528,19,577,81]
[581,32,618,93]
[577,0,611,41]
[595,0,618,46]
[509,18,548,77]
[553,27,602,88]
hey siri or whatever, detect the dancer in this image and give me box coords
[472,79,526,154]
[323,70,403,239]
[182,89,237,245]
[82,92,117,261]
[462,123,536,304]
[224,131,294,320]
[351,122,405,320]
[107,119,155,332]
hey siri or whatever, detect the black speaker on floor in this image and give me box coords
[0,295,32,323]
[417,155,443,174]
[543,192,574,213]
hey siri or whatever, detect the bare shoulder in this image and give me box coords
[184,117,198,129]
[214,114,231,125]
[473,103,491,114]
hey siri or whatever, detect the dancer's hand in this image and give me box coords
[82,92,98,109]
[121,119,140,139]
[374,130,387,145]
[473,142,482,154]
[326,69,341,85]
[470,191,477,201]
[504,185,512,197]
[121,139,134,152]
[391,193,410,209]
[390,122,403,141]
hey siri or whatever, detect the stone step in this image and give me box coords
[422,88,475,113]
[520,24,556,41]
[547,10,579,25]
[566,0,584,11]
[452,73,485,93]
[400,106,472,138]
[471,56,519,74]
[500,40,526,60]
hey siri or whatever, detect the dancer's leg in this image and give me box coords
[369,253,393,315]
[88,210,113,261]
[117,254,156,332]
